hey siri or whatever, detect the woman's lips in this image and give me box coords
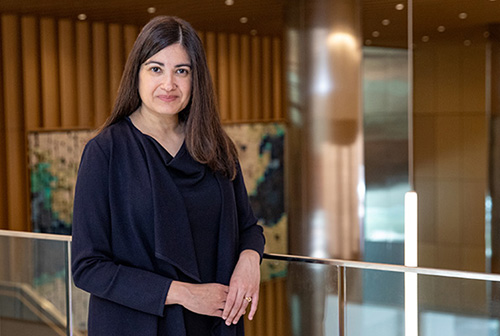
[158,95,177,102]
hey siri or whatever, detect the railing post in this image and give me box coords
[66,241,73,335]
[338,266,345,336]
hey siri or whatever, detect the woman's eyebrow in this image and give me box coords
[144,61,191,68]
[144,60,164,66]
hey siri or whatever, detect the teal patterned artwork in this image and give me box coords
[28,130,95,234]
[224,123,287,280]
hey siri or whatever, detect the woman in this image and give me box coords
[71,16,265,336]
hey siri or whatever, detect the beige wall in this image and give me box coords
[413,34,489,311]
[414,36,488,273]
[0,13,285,232]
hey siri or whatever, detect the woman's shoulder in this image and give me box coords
[90,119,133,145]
[82,119,132,157]
[98,118,131,138]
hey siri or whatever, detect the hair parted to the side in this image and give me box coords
[101,16,238,179]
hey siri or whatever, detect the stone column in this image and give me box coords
[285,1,364,334]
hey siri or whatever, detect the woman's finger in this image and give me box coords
[232,297,251,325]
[221,291,233,320]
[247,291,259,320]
[225,290,246,325]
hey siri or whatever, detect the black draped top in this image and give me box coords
[143,129,221,284]
[144,129,221,335]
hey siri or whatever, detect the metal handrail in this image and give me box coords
[2,230,500,282]
[264,252,500,282]
[0,229,71,241]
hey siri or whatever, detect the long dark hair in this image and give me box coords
[102,16,238,179]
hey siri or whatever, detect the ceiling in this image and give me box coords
[363,0,500,47]
[0,0,285,36]
[1,0,500,45]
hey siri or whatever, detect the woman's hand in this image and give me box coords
[222,249,261,326]
[166,282,228,317]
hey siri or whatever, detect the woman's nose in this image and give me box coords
[161,75,177,91]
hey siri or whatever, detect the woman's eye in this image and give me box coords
[150,66,162,73]
[176,68,190,76]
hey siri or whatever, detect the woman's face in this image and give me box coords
[138,43,192,118]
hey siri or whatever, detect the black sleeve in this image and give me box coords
[71,139,172,317]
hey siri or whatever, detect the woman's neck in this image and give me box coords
[131,107,183,135]
[129,107,185,156]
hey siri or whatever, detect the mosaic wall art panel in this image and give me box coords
[224,123,287,279]
[28,130,95,234]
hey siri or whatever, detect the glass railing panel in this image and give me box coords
[71,280,90,334]
[418,274,500,336]
[345,267,404,336]
[4,233,500,336]
[343,265,500,336]
[245,258,340,336]
[0,232,70,336]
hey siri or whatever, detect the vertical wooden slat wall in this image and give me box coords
[123,24,139,58]
[272,38,283,121]
[76,21,94,127]
[59,19,78,127]
[92,22,109,126]
[1,15,27,231]
[207,32,284,123]
[0,13,285,227]
[205,32,217,88]
[262,37,272,120]
[21,17,42,130]
[240,35,251,121]
[217,33,230,121]
[109,24,124,103]
[244,277,291,336]
[251,37,262,121]
[40,17,60,128]
[229,34,241,121]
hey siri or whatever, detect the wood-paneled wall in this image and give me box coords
[245,276,291,336]
[0,13,285,232]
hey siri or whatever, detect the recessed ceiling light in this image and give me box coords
[365,39,373,45]
[437,26,446,32]
[372,31,380,37]
[147,7,156,14]
[225,0,234,5]
[250,29,258,36]
[484,31,491,38]
[395,3,405,10]
[239,17,248,24]
[422,36,430,42]
[77,13,87,21]
[464,40,472,46]
[458,12,468,19]
[382,19,390,26]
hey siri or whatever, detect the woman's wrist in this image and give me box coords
[240,249,260,260]
[165,281,190,306]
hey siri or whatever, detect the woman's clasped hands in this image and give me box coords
[166,249,261,326]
